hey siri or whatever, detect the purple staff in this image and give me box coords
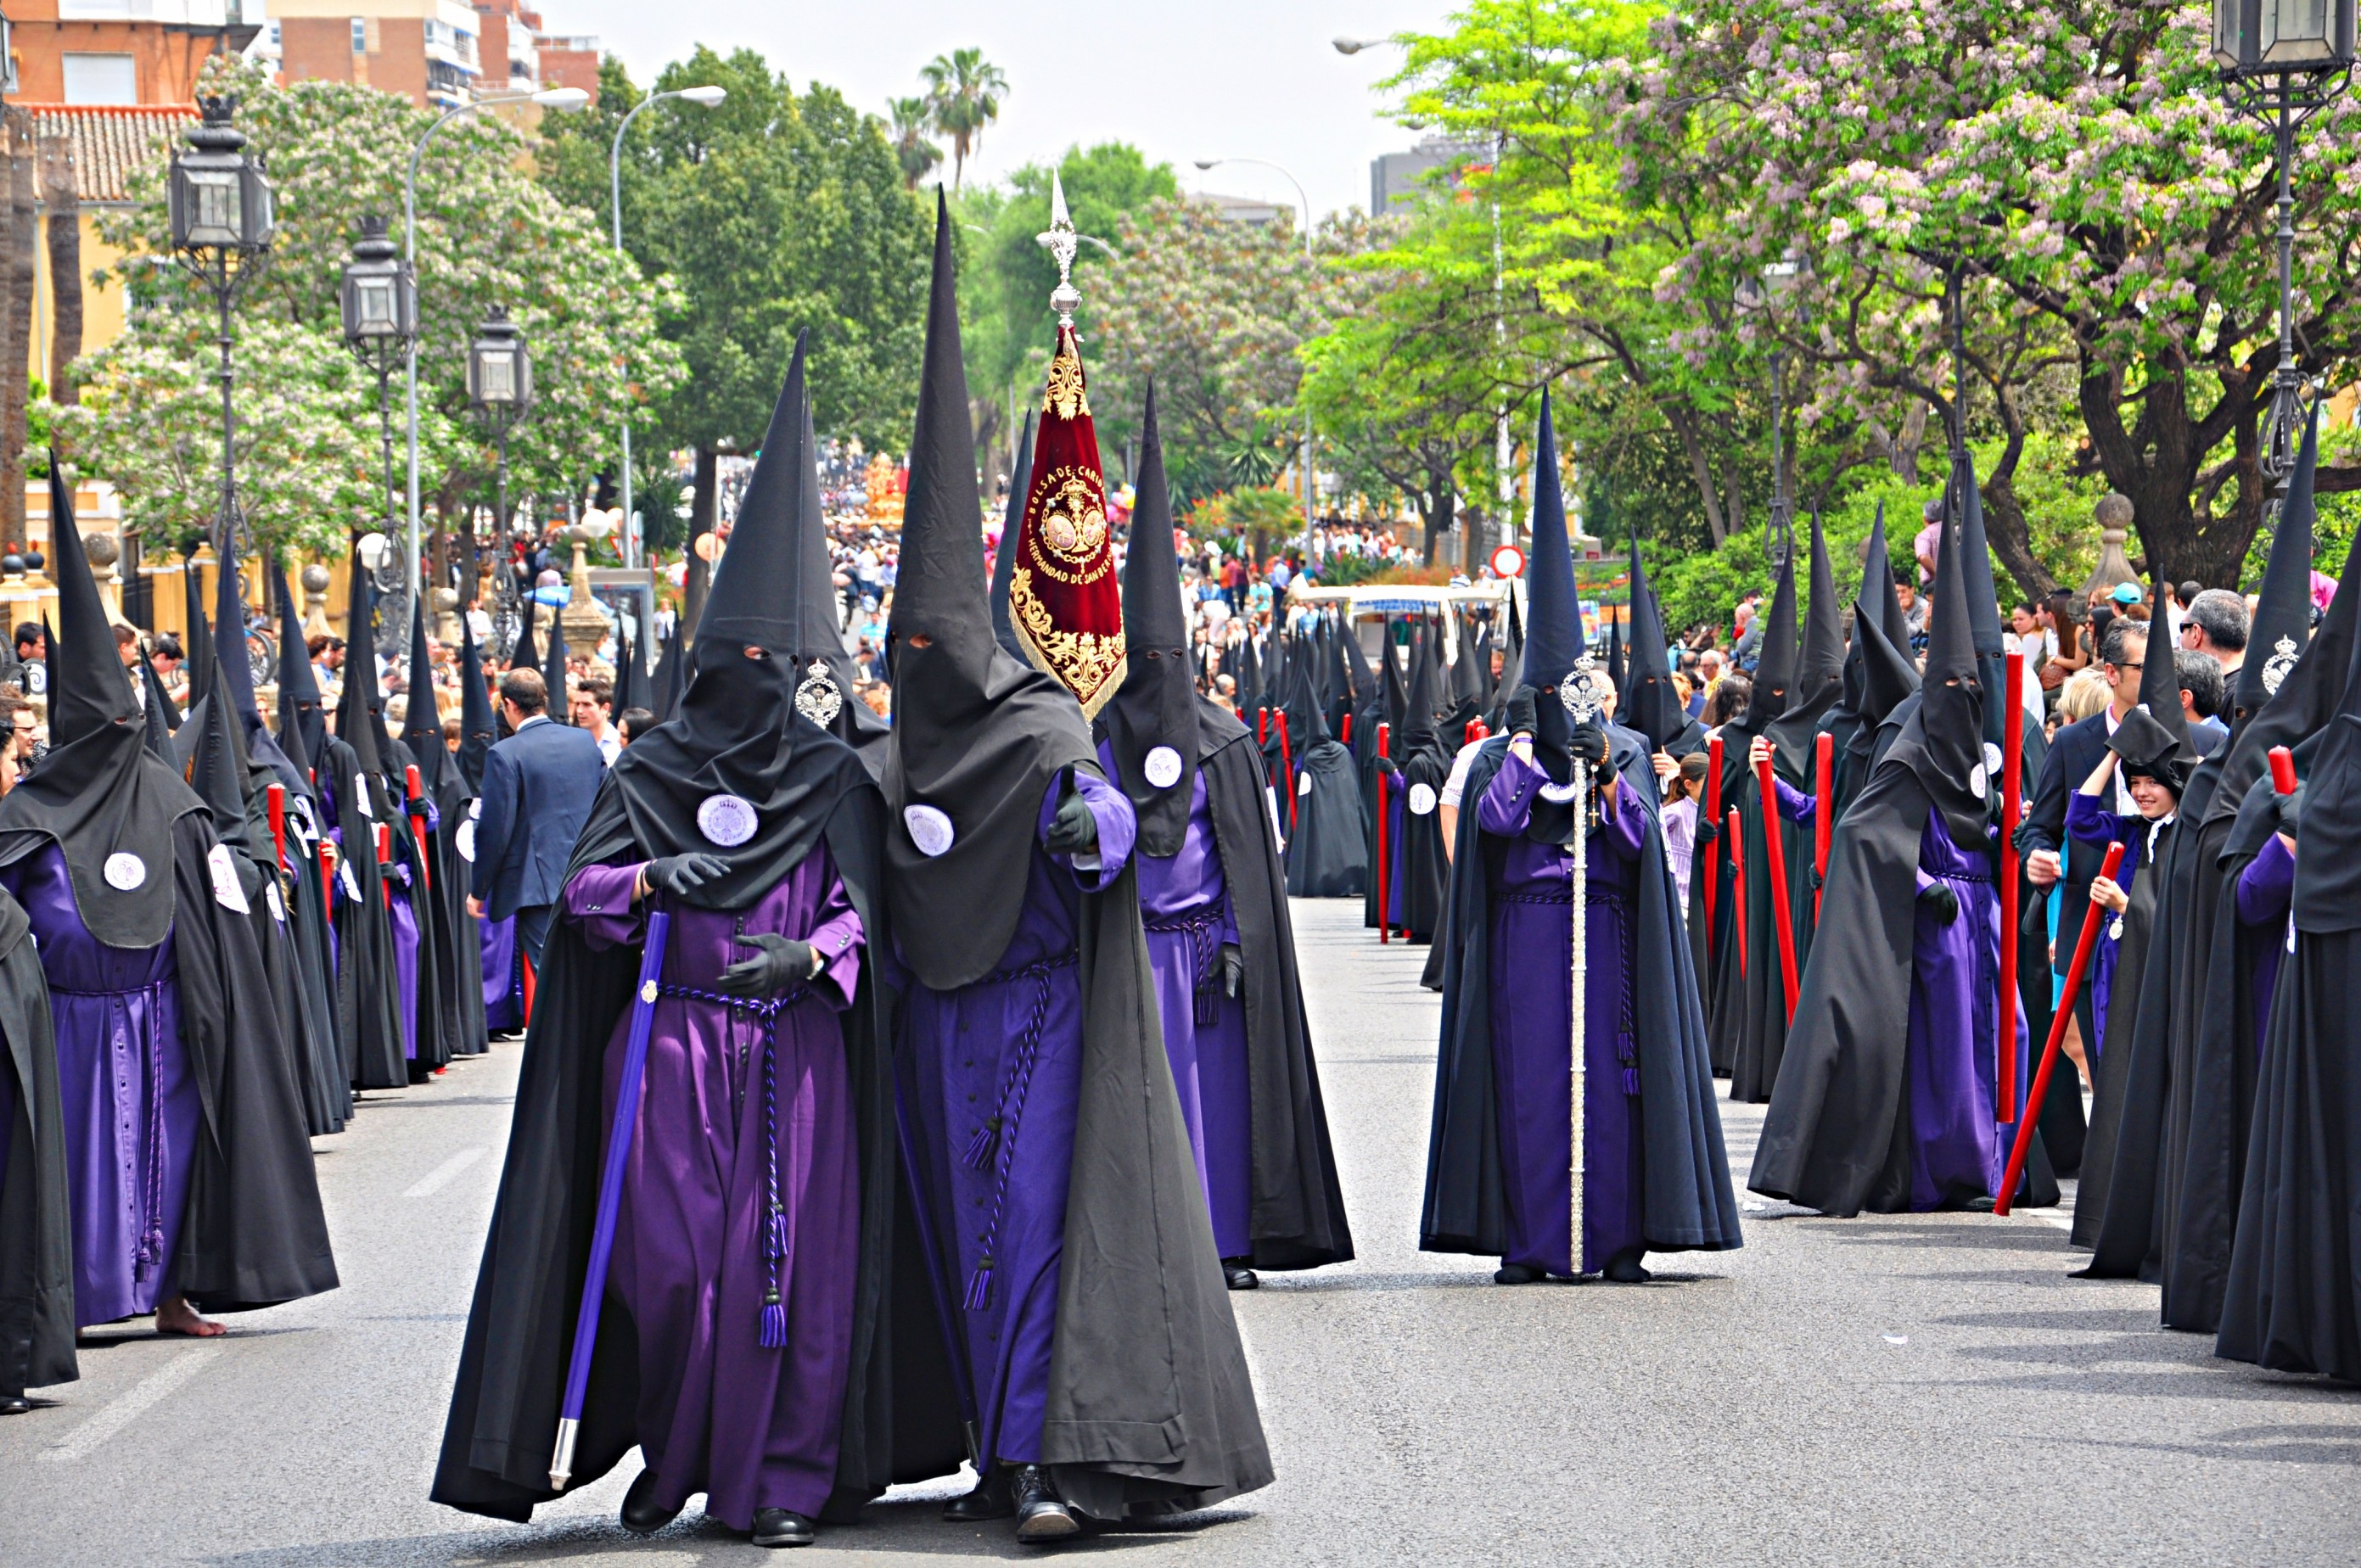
[550,907,672,1490]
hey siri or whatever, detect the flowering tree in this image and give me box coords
[1621,0,2361,586]
[68,59,682,566]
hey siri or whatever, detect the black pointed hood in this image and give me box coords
[1903,500,1990,847]
[989,412,1036,662]
[1952,465,2010,747]
[1605,611,1626,705]
[182,546,212,713]
[883,192,1098,990]
[1733,552,1797,749]
[2132,575,2196,762]
[1764,513,1843,774]
[514,589,539,675]
[334,541,387,777]
[402,591,446,793]
[541,599,571,729]
[614,616,651,717]
[0,467,200,948]
[272,557,323,777]
[1402,616,1442,748]
[1455,609,1489,713]
[786,341,889,768]
[704,330,814,654]
[2291,570,2361,931]
[1853,503,1920,725]
[1103,383,1198,856]
[1623,537,1690,748]
[139,652,175,760]
[189,645,254,854]
[213,533,302,798]
[457,603,496,794]
[1521,389,1591,779]
[652,617,683,723]
[2209,406,2336,828]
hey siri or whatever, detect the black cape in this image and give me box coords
[0,886,72,1397]
[1281,698,1366,899]
[432,752,967,1519]
[1197,702,1354,1268]
[1422,729,1744,1258]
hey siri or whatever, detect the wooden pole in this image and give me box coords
[1995,841,2123,1215]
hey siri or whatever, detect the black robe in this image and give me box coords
[1198,703,1354,1268]
[2069,815,2168,1250]
[431,768,968,1520]
[1422,730,1745,1258]
[1282,725,1366,899]
[322,735,406,1091]
[0,885,73,1397]
[1394,736,1452,943]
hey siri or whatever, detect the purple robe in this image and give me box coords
[479,912,520,1033]
[1475,749,1646,1275]
[2066,792,2160,1056]
[1100,742,1251,1258]
[562,843,865,1528]
[897,772,1135,1466]
[1904,810,2028,1210]
[2236,834,2295,1056]
[1,843,193,1326]
[389,881,421,1060]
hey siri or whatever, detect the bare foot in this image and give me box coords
[154,1296,227,1338]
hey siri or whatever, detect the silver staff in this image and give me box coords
[1560,655,1607,1276]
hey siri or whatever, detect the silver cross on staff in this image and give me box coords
[1559,652,1607,1274]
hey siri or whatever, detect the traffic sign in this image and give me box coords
[1489,544,1526,578]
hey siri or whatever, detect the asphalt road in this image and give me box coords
[6,897,2358,1565]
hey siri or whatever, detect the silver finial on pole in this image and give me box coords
[1560,654,1606,1275]
[1037,171,1082,329]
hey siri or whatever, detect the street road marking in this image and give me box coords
[403,1147,487,1198]
[44,1348,221,1461]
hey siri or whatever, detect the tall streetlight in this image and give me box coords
[468,308,532,660]
[340,214,417,634]
[1196,156,1317,567]
[403,85,588,647]
[1735,254,1804,572]
[609,82,726,568]
[2213,0,2357,507]
[167,94,274,561]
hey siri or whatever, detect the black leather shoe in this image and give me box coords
[1222,1263,1259,1291]
[1493,1263,1545,1285]
[1012,1464,1078,1543]
[0,1392,28,1415]
[1602,1247,1652,1284]
[751,1509,816,1548]
[942,1467,1014,1523]
[620,1468,681,1536]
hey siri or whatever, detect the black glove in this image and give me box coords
[1044,789,1098,854]
[1918,881,1960,927]
[644,852,730,899]
[1570,722,1608,770]
[2276,782,2304,838]
[717,932,818,998]
[1505,685,1539,738]
[1220,943,1245,999]
[1695,816,1720,846]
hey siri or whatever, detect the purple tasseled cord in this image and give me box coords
[1145,905,1225,1025]
[959,951,1078,1313]
[658,981,805,1349]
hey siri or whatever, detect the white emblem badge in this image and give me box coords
[206,843,251,914]
[904,804,956,857]
[265,880,286,921]
[353,785,374,820]
[697,793,758,848]
[455,819,476,863]
[1143,745,1183,789]
[794,660,844,727]
[1408,781,1438,815]
[2262,634,2299,697]
[1297,770,1314,797]
[339,858,362,903]
[1969,764,1988,798]
[103,852,146,891]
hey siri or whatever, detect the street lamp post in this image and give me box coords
[403,85,587,647]
[340,214,417,633]
[1737,255,1804,571]
[1195,155,1318,569]
[167,94,274,563]
[2214,0,2358,505]
[468,308,532,661]
[609,83,725,569]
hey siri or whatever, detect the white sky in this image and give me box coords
[539,0,1451,220]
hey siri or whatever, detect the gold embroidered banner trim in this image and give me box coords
[1012,563,1127,718]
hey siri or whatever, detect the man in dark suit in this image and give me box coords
[468,668,605,975]
[2022,618,2148,1168]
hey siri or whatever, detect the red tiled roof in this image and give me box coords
[14,104,197,205]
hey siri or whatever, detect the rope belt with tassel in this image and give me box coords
[959,949,1080,1313]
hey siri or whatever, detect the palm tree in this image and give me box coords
[919,48,1008,189]
[889,97,943,190]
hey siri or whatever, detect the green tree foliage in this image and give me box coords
[68,60,681,564]
[889,97,944,190]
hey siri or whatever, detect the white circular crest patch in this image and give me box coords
[1982,742,2005,776]
[904,804,956,857]
[1968,764,1989,798]
[1297,770,1314,797]
[104,852,146,891]
[1143,745,1184,789]
[455,819,477,863]
[1408,781,1438,815]
[697,793,758,848]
